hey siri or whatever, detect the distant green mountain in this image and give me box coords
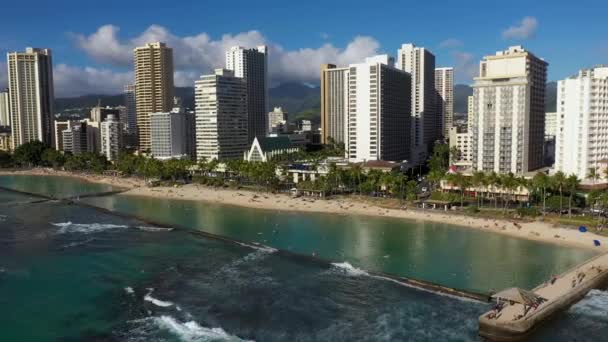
[545,81,557,112]
[268,82,320,123]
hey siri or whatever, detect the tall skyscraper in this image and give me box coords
[471,46,548,174]
[346,55,411,163]
[100,115,124,161]
[7,48,54,148]
[467,95,474,132]
[0,89,9,126]
[195,69,247,161]
[554,67,608,181]
[320,64,349,145]
[134,42,174,152]
[225,45,268,142]
[435,67,454,137]
[123,84,137,132]
[397,43,437,164]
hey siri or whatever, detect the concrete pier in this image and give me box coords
[479,253,608,341]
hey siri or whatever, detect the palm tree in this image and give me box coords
[500,173,518,212]
[552,171,567,216]
[532,172,550,216]
[588,167,599,184]
[427,169,444,192]
[486,172,500,209]
[565,174,580,218]
[472,171,485,207]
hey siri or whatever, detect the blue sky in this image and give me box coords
[1,0,607,96]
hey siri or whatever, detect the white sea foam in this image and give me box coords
[144,289,174,307]
[330,262,480,303]
[235,241,277,254]
[330,262,369,276]
[52,222,128,234]
[52,222,173,234]
[154,315,254,342]
[124,287,135,295]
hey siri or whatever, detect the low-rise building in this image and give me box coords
[244,136,300,162]
[448,126,472,168]
[62,123,88,155]
[0,128,11,151]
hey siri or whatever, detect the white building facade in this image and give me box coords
[435,67,454,137]
[448,126,472,167]
[7,47,55,148]
[346,55,411,163]
[195,69,248,161]
[100,115,123,161]
[470,46,548,174]
[397,43,437,164]
[554,67,608,181]
[226,46,268,142]
[0,89,9,127]
[320,64,350,144]
[150,108,189,160]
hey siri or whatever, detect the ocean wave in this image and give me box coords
[144,289,174,307]
[52,222,173,234]
[234,241,277,254]
[52,222,129,234]
[124,287,135,295]
[330,262,479,303]
[330,262,369,276]
[154,315,254,342]
[569,290,608,320]
[60,238,95,249]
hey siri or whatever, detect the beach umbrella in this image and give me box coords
[491,288,543,305]
[579,226,588,233]
[594,240,601,247]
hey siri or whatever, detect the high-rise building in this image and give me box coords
[195,69,248,161]
[0,89,9,127]
[268,107,287,134]
[123,84,137,132]
[467,95,475,132]
[100,115,123,161]
[435,67,454,137]
[134,42,174,152]
[448,126,472,167]
[7,47,54,148]
[54,120,82,152]
[62,123,88,155]
[346,55,411,163]
[225,45,268,142]
[320,64,349,145]
[554,67,608,181]
[90,103,120,123]
[545,112,557,138]
[397,43,437,163]
[150,107,189,160]
[470,46,548,174]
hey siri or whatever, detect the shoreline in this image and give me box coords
[2,168,608,252]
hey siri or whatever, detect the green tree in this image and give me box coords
[552,171,567,216]
[471,171,485,207]
[532,172,550,215]
[41,149,66,168]
[565,174,580,218]
[12,140,48,167]
[588,167,600,184]
[0,150,14,168]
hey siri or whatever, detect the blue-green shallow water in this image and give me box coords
[84,194,597,294]
[1,175,607,341]
[0,174,118,198]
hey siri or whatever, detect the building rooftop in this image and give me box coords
[257,136,294,152]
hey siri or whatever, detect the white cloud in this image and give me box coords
[502,16,538,40]
[451,51,478,83]
[53,64,133,97]
[438,38,463,49]
[73,24,380,87]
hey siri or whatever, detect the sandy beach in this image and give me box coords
[3,168,608,252]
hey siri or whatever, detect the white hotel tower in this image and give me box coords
[470,46,547,174]
[554,67,608,181]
